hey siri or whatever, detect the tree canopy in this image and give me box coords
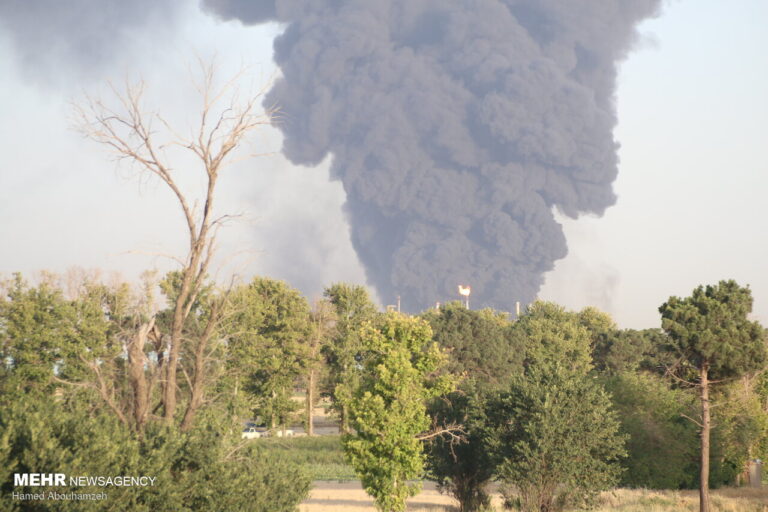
[660,280,766,380]
[659,280,767,512]
[422,301,520,388]
[422,302,522,511]
[338,313,454,512]
[490,301,626,512]
[224,277,311,430]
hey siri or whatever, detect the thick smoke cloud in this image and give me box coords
[203,0,661,312]
[0,0,180,83]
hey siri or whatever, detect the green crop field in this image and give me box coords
[256,435,357,481]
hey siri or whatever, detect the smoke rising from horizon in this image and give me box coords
[204,0,661,312]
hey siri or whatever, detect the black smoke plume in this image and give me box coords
[203,0,661,312]
[0,0,180,83]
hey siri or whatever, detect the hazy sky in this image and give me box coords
[0,0,765,328]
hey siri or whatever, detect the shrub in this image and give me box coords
[0,399,311,511]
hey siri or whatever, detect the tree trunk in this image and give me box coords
[306,368,315,436]
[128,319,154,433]
[180,309,218,431]
[163,225,209,424]
[76,62,270,429]
[700,362,711,512]
[455,476,489,512]
[271,390,277,432]
[232,376,240,426]
[342,404,350,434]
[163,314,184,423]
[180,345,205,431]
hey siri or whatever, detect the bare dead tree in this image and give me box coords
[75,60,274,425]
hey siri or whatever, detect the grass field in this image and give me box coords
[255,434,357,481]
[588,488,768,512]
[257,436,768,509]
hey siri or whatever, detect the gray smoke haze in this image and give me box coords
[202,0,661,312]
[0,0,181,83]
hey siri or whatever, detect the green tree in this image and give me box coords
[425,386,494,512]
[604,372,699,489]
[0,396,311,512]
[592,328,675,376]
[576,306,617,339]
[0,272,312,511]
[338,313,454,512]
[225,277,311,432]
[322,283,378,432]
[754,365,768,466]
[659,280,767,512]
[516,301,593,372]
[0,273,140,425]
[709,373,768,486]
[490,302,626,512]
[490,365,626,512]
[0,273,78,395]
[422,302,522,511]
[305,298,336,436]
[422,301,519,388]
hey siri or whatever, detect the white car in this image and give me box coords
[274,429,294,438]
[241,427,262,440]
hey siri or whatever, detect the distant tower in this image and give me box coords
[458,285,471,309]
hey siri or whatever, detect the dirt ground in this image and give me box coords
[299,481,493,512]
[299,482,768,512]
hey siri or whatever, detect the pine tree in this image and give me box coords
[659,280,766,512]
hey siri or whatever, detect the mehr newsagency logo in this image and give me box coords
[11,473,156,502]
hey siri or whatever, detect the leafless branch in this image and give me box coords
[74,58,273,426]
[223,440,250,462]
[680,413,704,429]
[416,423,467,443]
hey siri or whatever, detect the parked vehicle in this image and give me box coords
[241,427,262,440]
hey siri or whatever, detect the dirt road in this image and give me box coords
[299,481,501,512]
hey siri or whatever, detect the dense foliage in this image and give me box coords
[0,273,313,511]
[422,302,521,388]
[338,313,454,512]
[322,283,379,432]
[489,302,626,512]
[3,269,768,512]
[224,277,312,432]
[604,372,699,489]
[425,387,496,512]
[660,280,767,512]
[422,303,522,511]
[0,399,311,512]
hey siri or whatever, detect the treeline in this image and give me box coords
[1,271,767,512]
[0,270,330,511]
[421,295,767,512]
[0,270,414,510]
